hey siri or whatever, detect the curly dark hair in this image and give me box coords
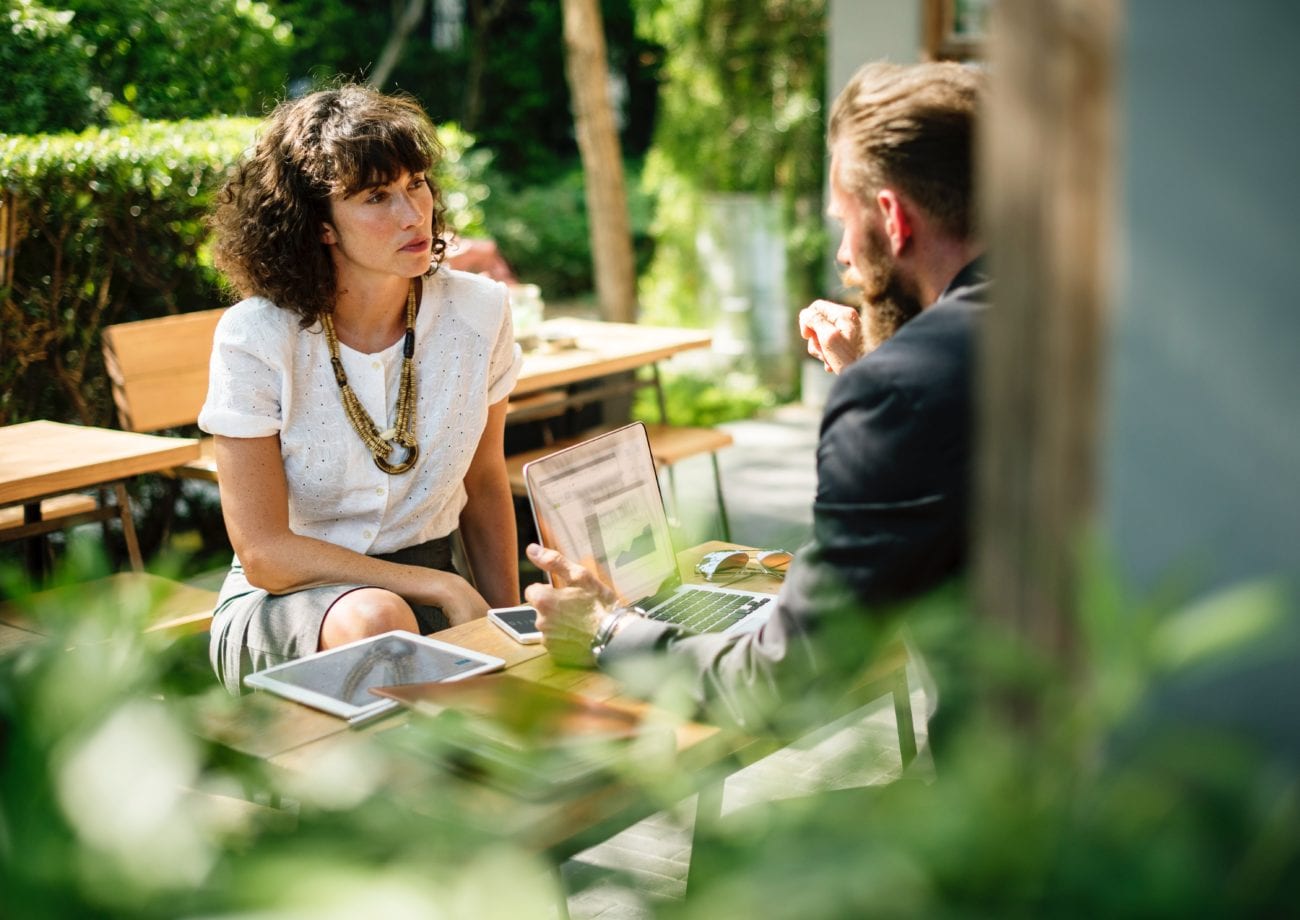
[210,84,448,326]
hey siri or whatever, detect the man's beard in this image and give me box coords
[842,223,924,352]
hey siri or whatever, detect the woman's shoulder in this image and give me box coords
[429,266,508,306]
[425,267,510,338]
[216,297,305,347]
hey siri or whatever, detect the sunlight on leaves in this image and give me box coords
[56,699,213,889]
[1151,581,1286,672]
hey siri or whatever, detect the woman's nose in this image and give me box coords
[398,191,423,226]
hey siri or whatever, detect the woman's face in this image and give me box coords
[321,170,434,286]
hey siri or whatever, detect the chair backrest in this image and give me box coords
[102,308,225,432]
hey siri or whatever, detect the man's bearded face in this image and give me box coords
[842,215,924,351]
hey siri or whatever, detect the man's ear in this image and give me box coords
[875,188,912,256]
[321,223,337,245]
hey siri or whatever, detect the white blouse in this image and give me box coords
[199,268,522,555]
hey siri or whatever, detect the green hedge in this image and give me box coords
[0,117,489,427]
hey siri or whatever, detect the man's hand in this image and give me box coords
[523,544,618,667]
[798,299,864,374]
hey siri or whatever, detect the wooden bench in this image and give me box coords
[0,493,99,532]
[101,308,226,480]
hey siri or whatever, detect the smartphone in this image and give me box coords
[488,604,542,644]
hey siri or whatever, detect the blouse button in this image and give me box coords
[375,487,385,496]
[371,360,381,370]
[363,529,373,539]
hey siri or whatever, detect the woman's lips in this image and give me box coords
[401,238,430,253]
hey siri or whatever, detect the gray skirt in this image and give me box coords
[208,536,459,695]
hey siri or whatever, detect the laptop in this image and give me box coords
[523,422,775,635]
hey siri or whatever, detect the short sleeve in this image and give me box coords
[486,286,523,404]
[198,300,288,438]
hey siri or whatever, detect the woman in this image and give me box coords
[200,84,520,693]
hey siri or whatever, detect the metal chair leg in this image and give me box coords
[709,453,731,542]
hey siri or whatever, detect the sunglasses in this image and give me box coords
[694,549,793,581]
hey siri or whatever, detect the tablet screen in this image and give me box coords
[244,631,505,723]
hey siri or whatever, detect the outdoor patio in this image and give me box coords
[3,1,1298,916]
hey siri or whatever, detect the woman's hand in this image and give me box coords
[431,572,491,626]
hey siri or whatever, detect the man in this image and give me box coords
[524,61,988,730]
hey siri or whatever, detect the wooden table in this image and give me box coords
[0,420,200,572]
[513,318,712,397]
[508,319,712,427]
[199,542,773,855]
[198,540,915,864]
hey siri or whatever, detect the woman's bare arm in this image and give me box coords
[213,434,489,623]
[456,397,520,608]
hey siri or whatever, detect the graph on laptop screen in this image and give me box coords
[526,425,677,602]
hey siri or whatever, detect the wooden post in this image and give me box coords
[560,0,638,323]
[974,0,1119,674]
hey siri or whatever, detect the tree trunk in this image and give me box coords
[560,0,638,322]
[463,0,510,132]
[369,0,428,90]
[974,0,1119,690]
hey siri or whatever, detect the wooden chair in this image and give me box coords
[80,310,226,630]
[101,308,226,480]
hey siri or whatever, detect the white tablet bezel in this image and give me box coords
[243,630,506,724]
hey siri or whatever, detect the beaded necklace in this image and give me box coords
[321,278,419,474]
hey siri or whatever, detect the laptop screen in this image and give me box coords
[523,423,681,603]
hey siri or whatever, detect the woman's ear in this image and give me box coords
[321,223,337,245]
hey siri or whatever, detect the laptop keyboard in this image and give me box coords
[646,587,767,634]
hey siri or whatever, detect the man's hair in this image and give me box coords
[829,61,983,241]
[210,83,448,326]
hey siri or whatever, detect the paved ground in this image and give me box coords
[661,403,822,554]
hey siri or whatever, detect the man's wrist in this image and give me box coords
[590,605,644,659]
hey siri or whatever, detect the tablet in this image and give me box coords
[243,630,505,726]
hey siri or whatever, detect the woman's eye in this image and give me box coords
[366,191,388,204]
[410,176,427,189]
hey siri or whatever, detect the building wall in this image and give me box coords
[1103,3,1300,594]
[828,0,920,97]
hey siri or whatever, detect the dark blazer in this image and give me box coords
[603,261,989,730]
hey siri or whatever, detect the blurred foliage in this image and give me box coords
[669,567,1300,918]
[482,161,655,299]
[2,545,1297,915]
[272,0,663,186]
[0,545,563,918]
[633,0,827,331]
[0,0,292,130]
[632,369,776,428]
[0,0,98,134]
